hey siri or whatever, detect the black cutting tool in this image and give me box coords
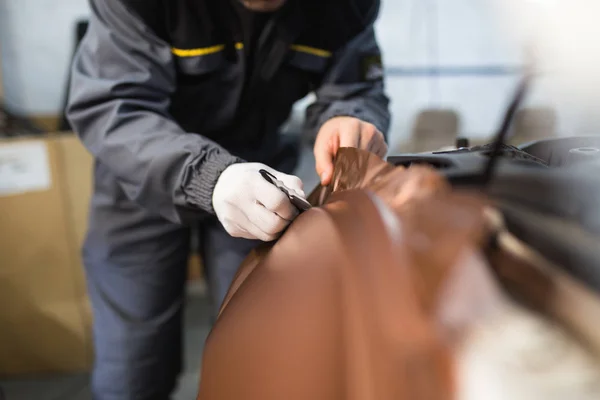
[259,169,312,212]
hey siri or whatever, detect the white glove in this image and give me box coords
[212,163,306,242]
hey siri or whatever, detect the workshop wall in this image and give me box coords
[378,0,600,150]
[0,0,90,116]
[1,0,597,149]
[377,0,574,151]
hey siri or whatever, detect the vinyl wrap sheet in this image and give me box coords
[197,148,600,400]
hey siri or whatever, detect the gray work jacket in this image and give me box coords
[67,0,391,225]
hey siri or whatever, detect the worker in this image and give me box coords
[67,0,390,398]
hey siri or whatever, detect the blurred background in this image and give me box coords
[1,0,599,399]
[4,0,600,150]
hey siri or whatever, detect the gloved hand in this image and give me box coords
[212,163,306,242]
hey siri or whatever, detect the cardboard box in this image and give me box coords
[0,133,205,376]
[54,134,204,282]
[0,133,94,376]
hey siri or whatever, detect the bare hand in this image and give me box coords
[313,116,388,185]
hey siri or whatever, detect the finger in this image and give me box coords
[254,180,298,221]
[274,172,306,198]
[314,135,337,186]
[258,166,305,192]
[368,136,388,158]
[253,174,289,201]
[370,143,387,159]
[360,122,382,149]
[319,165,334,186]
[361,124,385,154]
[221,209,255,240]
[224,221,255,240]
[245,223,278,242]
[338,120,361,149]
[367,138,379,154]
[259,167,307,198]
[229,204,280,242]
[247,203,291,240]
[377,141,389,158]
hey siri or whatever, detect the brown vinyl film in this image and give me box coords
[197,148,501,400]
[197,148,600,400]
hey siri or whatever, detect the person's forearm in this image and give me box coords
[67,0,243,225]
[307,82,390,140]
[68,96,242,223]
[305,16,391,141]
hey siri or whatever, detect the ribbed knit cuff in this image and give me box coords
[185,150,245,215]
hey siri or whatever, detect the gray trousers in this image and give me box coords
[82,164,260,400]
